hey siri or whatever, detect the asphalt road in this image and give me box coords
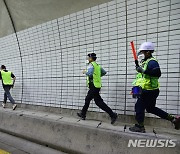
[0,131,66,154]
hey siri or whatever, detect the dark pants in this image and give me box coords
[3,85,15,104]
[81,84,114,118]
[135,89,169,124]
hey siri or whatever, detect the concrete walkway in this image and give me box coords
[0,107,179,154]
[0,131,66,154]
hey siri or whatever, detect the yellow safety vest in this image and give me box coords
[1,70,13,85]
[87,62,102,88]
[133,57,160,90]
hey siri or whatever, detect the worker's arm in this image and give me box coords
[101,67,107,77]
[84,64,107,77]
[85,64,94,77]
[13,77,16,85]
[11,73,16,88]
[144,60,161,77]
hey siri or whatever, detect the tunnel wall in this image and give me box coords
[0,0,180,117]
[0,0,111,37]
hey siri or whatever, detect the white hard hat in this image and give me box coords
[139,42,155,51]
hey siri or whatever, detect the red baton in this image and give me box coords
[130,41,139,67]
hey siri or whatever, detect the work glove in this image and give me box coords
[136,66,145,73]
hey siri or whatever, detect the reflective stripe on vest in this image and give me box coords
[87,62,102,88]
[1,70,13,85]
[141,57,160,90]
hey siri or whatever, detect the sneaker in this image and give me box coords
[129,124,146,133]
[77,112,86,120]
[172,116,180,130]
[12,104,17,110]
[111,113,118,124]
[2,103,6,108]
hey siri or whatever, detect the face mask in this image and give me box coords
[86,60,89,64]
[138,54,144,62]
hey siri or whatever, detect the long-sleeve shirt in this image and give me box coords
[85,63,107,77]
[144,59,161,78]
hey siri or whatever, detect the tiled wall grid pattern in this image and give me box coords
[0,0,179,117]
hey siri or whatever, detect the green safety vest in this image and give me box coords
[133,57,160,90]
[132,72,143,86]
[87,62,102,88]
[1,70,13,85]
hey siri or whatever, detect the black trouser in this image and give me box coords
[135,89,169,124]
[81,84,114,118]
[3,85,15,104]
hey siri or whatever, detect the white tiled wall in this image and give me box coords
[0,0,179,116]
[0,34,23,102]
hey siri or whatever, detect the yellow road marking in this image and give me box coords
[0,149,10,154]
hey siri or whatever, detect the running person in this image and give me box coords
[77,53,118,124]
[0,65,17,110]
[129,42,180,133]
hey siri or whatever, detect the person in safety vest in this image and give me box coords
[77,53,118,124]
[0,65,17,110]
[129,42,180,133]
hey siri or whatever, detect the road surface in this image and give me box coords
[0,131,66,154]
